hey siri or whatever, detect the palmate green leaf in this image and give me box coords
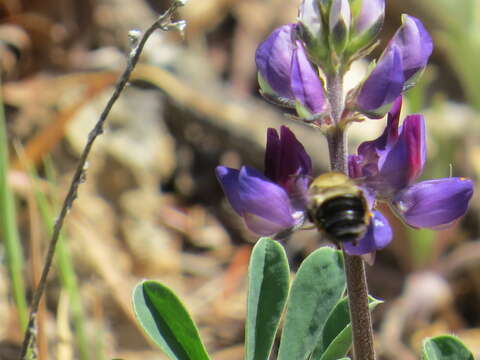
[315,296,382,360]
[277,247,345,360]
[132,280,210,360]
[245,237,290,360]
[422,335,474,360]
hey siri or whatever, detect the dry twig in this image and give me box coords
[18,2,188,358]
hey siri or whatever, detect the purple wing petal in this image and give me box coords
[216,166,296,236]
[344,211,392,255]
[290,42,328,114]
[356,44,404,118]
[215,166,243,214]
[255,24,296,99]
[390,15,433,84]
[392,177,474,229]
[277,126,313,190]
[377,114,426,191]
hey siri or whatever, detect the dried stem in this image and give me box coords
[18,2,187,359]
[326,71,375,360]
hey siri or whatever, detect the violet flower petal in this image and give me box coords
[344,211,392,255]
[348,154,364,179]
[390,15,433,84]
[356,44,404,118]
[359,96,402,156]
[255,24,296,99]
[216,166,296,235]
[290,42,328,114]
[392,177,474,229]
[264,126,312,190]
[377,114,426,191]
[264,128,281,182]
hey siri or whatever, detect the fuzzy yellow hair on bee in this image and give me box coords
[308,172,370,244]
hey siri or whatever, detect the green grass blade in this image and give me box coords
[0,81,28,329]
[27,158,90,360]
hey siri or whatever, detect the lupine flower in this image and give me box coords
[216,126,393,255]
[350,0,385,52]
[355,15,433,118]
[255,25,296,101]
[290,45,329,117]
[256,24,328,118]
[216,126,312,236]
[349,97,474,229]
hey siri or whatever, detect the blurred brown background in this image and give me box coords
[0,0,479,359]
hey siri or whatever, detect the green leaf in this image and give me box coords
[245,238,290,360]
[278,247,345,360]
[316,296,382,360]
[132,280,210,360]
[422,335,474,360]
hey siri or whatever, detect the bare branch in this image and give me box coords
[18,2,188,358]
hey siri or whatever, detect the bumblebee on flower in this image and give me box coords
[216,0,473,258]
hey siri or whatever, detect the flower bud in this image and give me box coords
[290,42,328,118]
[355,44,404,118]
[390,15,433,89]
[255,25,296,105]
[329,0,351,56]
[297,0,330,65]
[349,0,385,53]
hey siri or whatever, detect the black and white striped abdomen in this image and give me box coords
[315,195,368,242]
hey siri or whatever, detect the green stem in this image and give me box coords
[326,72,375,360]
[0,81,28,330]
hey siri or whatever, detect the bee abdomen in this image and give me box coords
[315,196,367,242]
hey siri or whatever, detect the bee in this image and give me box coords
[308,172,370,245]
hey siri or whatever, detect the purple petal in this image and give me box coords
[290,42,328,114]
[264,128,281,182]
[344,211,392,255]
[355,98,402,171]
[348,154,364,179]
[390,15,433,84]
[264,126,312,189]
[354,0,385,35]
[356,44,404,118]
[255,25,296,99]
[392,177,474,229]
[216,166,296,235]
[377,114,426,191]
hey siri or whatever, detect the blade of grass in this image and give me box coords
[33,158,90,360]
[15,143,91,360]
[0,79,28,330]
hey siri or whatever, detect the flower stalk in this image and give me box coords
[326,71,375,360]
